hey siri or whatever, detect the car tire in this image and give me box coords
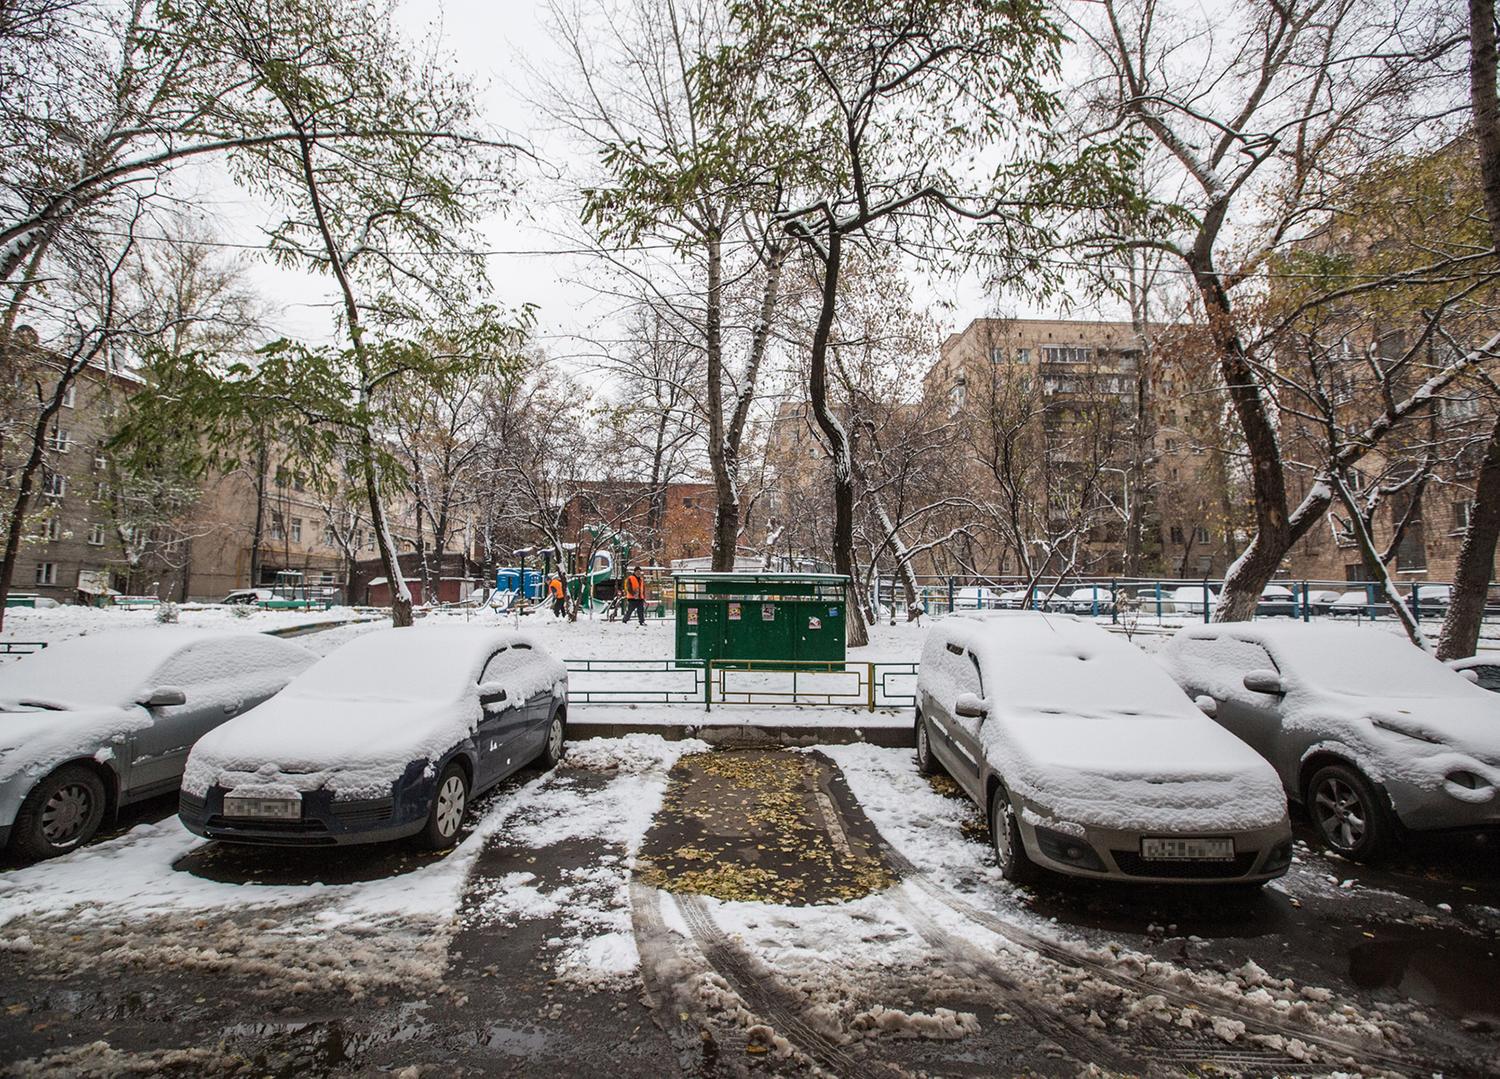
[12,764,107,861]
[989,787,1041,885]
[540,709,566,769]
[417,762,469,851]
[1305,763,1395,862]
[915,714,944,777]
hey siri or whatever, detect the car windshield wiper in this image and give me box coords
[8,699,66,711]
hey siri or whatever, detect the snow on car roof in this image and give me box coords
[0,629,248,708]
[1174,622,1487,699]
[943,611,1199,719]
[284,625,540,704]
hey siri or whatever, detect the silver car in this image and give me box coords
[915,612,1292,888]
[0,630,315,860]
[1162,624,1500,861]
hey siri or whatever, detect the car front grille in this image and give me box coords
[1111,850,1259,879]
[330,798,394,826]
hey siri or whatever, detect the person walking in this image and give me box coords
[621,566,646,627]
[547,573,567,619]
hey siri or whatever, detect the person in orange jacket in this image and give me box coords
[621,566,646,627]
[547,573,567,619]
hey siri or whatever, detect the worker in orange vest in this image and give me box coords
[547,573,567,619]
[621,566,646,627]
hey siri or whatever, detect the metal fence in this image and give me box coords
[564,657,919,712]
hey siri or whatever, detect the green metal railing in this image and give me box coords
[564,656,918,712]
[0,641,46,656]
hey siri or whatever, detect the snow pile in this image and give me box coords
[1162,623,1500,801]
[927,613,1288,832]
[0,603,372,648]
[183,626,566,801]
[849,1005,980,1040]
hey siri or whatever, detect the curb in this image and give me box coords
[570,719,915,748]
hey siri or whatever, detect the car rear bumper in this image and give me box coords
[1016,806,1293,885]
[179,786,428,847]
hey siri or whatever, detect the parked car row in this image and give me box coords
[1,627,567,860]
[916,613,1500,888]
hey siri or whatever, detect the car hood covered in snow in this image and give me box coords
[183,625,566,801]
[0,705,143,787]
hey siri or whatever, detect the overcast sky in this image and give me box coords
[172,0,1113,382]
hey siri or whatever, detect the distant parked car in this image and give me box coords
[1255,585,1299,618]
[953,586,998,610]
[1167,584,1218,617]
[915,612,1292,887]
[180,627,568,849]
[995,588,1034,610]
[1403,585,1451,618]
[1057,586,1115,616]
[1327,589,1383,618]
[221,589,274,606]
[0,630,315,860]
[1299,588,1343,616]
[1449,655,1500,693]
[1162,623,1500,861]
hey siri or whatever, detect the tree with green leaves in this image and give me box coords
[115,0,530,627]
[709,0,1135,645]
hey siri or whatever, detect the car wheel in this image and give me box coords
[540,709,567,769]
[418,762,469,851]
[12,765,107,861]
[1306,763,1395,862]
[915,714,943,777]
[989,787,1041,885]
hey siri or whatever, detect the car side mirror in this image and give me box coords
[478,681,508,706]
[1194,695,1218,718]
[138,686,187,708]
[954,693,989,719]
[1242,669,1284,695]
[1459,669,1480,685]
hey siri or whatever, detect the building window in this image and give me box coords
[270,511,285,540]
[319,570,336,585]
[275,466,289,488]
[1193,526,1209,543]
[1395,524,1427,571]
[989,346,1006,364]
[46,427,71,452]
[42,516,62,541]
[1440,394,1480,421]
[94,480,108,502]
[60,384,76,408]
[1169,525,1185,545]
[1454,499,1474,533]
[1331,513,1357,548]
[290,517,302,543]
[293,472,305,492]
[1164,438,1178,454]
[1016,348,1030,364]
[1169,467,1180,482]
[42,472,65,497]
[35,562,56,585]
[323,525,337,546]
[365,531,376,551]
[1042,345,1092,365]
[88,522,105,545]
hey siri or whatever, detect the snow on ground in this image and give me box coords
[0,734,697,998]
[0,603,379,649]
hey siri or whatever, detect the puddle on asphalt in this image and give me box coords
[1348,924,1500,1021]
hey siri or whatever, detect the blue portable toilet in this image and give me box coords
[495,567,542,600]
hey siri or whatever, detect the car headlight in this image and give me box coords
[1032,826,1106,872]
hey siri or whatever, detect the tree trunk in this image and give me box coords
[803,230,868,647]
[362,436,412,627]
[703,225,738,573]
[0,380,72,630]
[1333,475,1427,649]
[1439,409,1500,658]
[1438,0,1500,659]
[1191,263,1291,621]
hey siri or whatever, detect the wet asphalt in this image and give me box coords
[0,749,1497,1077]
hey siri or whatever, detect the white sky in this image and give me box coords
[170,0,1118,382]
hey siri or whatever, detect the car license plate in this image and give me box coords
[223,794,301,820]
[1141,836,1233,861]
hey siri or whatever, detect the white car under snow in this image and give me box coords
[1161,623,1500,861]
[915,612,1292,887]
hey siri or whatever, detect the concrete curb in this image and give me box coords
[262,617,383,639]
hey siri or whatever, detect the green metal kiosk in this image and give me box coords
[674,572,848,665]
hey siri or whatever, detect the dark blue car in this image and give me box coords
[178,626,568,849]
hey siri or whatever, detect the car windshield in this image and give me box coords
[0,641,155,709]
[286,632,484,704]
[1289,634,1480,699]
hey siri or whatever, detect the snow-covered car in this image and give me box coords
[1403,584,1450,617]
[914,612,1292,887]
[953,586,998,610]
[1327,589,1384,618]
[1056,586,1115,615]
[1161,624,1500,861]
[1256,585,1298,618]
[1167,584,1218,617]
[1448,655,1500,693]
[1300,589,1343,616]
[995,588,1034,610]
[0,630,315,860]
[180,627,568,850]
